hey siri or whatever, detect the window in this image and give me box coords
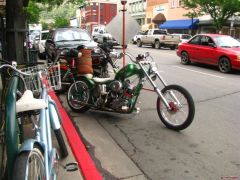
[92,3,96,10]
[153,30,167,35]
[170,0,180,8]
[189,35,201,45]
[201,36,213,46]
[93,15,97,22]
[147,18,151,24]
[179,0,182,7]
[111,5,116,11]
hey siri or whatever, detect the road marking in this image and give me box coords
[173,66,225,79]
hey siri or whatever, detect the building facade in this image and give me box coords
[79,0,117,34]
[128,0,147,26]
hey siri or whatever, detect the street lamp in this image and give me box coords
[121,0,127,66]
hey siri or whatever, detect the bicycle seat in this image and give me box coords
[16,90,47,113]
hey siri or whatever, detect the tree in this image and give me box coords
[5,0,83,63]
[181,0,240,32]
[40,3,79,28]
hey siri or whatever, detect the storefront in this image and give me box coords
[159,19,199,34]
[197,20,240,39]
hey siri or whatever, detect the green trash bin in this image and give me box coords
[25,48,38,64]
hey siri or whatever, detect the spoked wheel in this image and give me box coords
[156,85,195,131]
[67,81,91,113]
[218,57,231,73]
[12,147,45,180]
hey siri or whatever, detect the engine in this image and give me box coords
[108,80,135,112]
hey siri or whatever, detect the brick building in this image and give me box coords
[80,0,117,34]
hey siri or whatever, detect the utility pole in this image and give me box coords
[121,0,127,66]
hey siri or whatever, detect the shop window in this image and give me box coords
[147,18,151,24]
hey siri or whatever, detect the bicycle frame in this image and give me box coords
[17,73,62,180]
[5,75,19,179]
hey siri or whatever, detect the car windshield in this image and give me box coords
[213,36,240,48]
[55,29,92,42]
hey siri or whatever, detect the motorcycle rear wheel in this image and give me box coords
[156,85,195,131]
[67,81,91,113]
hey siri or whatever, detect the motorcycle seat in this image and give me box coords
[92,77,111,83]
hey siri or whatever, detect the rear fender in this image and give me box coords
[18,139,44,154]
[76,75,95,88]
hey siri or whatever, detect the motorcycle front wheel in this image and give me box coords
[67,81,91,113]
[156,85,195,131]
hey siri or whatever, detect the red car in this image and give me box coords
[176,34,240,73]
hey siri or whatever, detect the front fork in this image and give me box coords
[139,64,181,110]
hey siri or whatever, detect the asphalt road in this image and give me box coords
[72,44,240,180]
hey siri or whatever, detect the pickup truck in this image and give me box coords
[136,29,180,50]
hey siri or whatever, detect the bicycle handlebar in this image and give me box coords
[0,64,31,76]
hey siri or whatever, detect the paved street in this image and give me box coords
[61,44,240,180]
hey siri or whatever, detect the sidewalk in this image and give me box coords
[57,94,147,180]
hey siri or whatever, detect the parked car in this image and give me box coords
[45,27,98,61]
[136,29,180,50]
[38,30,49,59]
[177,34,240,73]
[172,34,192,43]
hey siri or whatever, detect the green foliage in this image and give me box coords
[25,0,85,24]
[54,17,69,27]
[39,3,79,28]
[31,0,83,6]
[24,1,41,23]
[181,0,240,31]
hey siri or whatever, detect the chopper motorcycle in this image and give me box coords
[67,52,195,130]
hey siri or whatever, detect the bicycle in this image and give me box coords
[0,60,68,179]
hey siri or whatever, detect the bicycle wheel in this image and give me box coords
[156,85,195,131]
[12,147,45,180]
[54,129,68,158]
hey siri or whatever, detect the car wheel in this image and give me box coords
[170,45,176,50]
[218,57,231,73]
[137,39,142,47]
[181,52,191,65]
[155,40,160,49]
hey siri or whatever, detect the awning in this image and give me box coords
[159,19,199,29]
[152,13,166,24]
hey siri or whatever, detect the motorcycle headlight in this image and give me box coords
[78,52,82,58]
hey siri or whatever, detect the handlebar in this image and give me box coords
[0,63,31,76]
[122,52,151,64]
